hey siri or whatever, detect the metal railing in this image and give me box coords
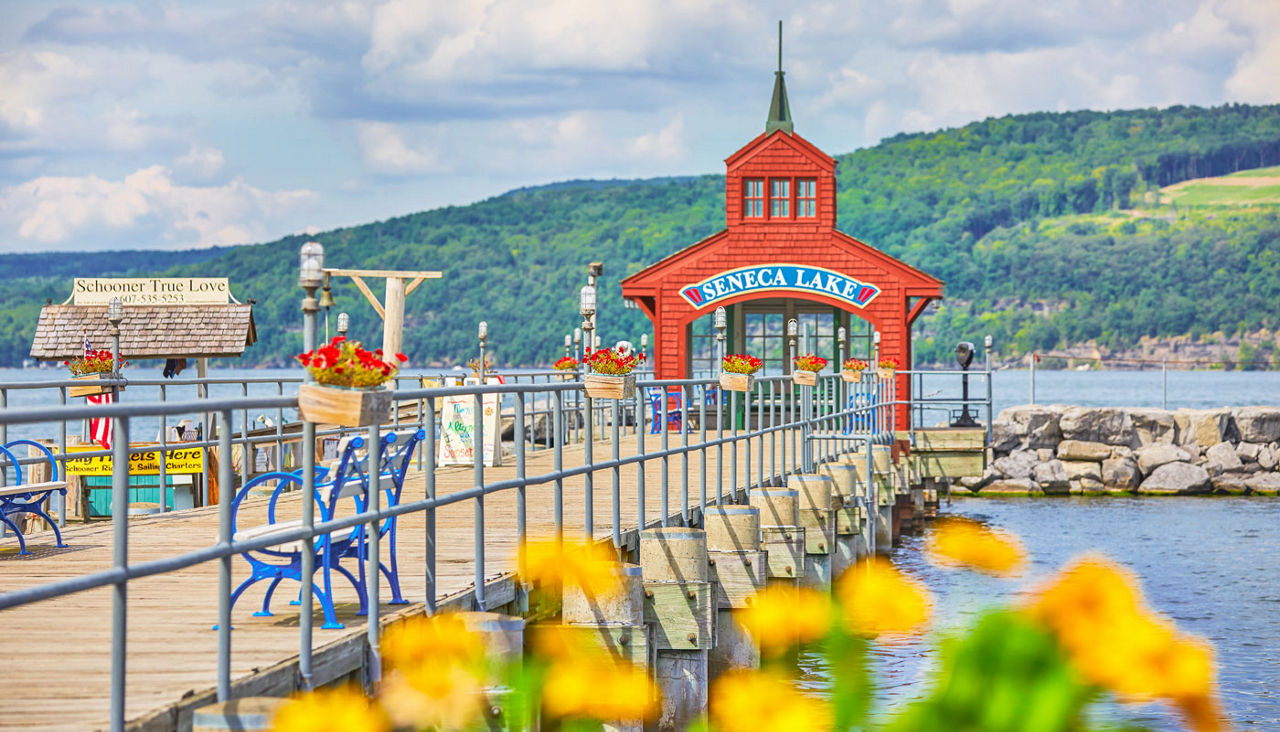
[0,366,907,731]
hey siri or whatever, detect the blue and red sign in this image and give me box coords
[679,264,880,310]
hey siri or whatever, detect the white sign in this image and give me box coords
[437,380,502,467]
[72,278,231,306]
[678,265,880,310]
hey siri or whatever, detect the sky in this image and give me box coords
[0,0,1277,254]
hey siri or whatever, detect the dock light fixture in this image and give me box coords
[837,326,847,371]
[477,321,488,379]
[299,241,324,288]
[478,321,488,341]
[107,297,124,381]
[714,306,727,371]
[787,318,798,338]
[564,333,572,359]
[984,334,993,350]
[337,312,349,338]
[580,285,596,355]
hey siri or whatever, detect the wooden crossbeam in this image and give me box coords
[348,275,385,319]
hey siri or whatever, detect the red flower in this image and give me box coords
[396,353,407,362]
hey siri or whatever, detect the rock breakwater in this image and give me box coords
[967,405,1280,496]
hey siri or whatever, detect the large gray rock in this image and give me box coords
[1236,442,1262,462]
[958,466,999,491]
[992,405,1063,450]
[1204,441,1243,475]
[1138,462,1211,494]
[1244,472,1280,494]
[1232,406,1280,444]
[1101,456,1142,491]
[1033,459,1068,487]
[1059,407,1135,446]
[1211,474,1250,495]
[1258,445,1278,470]
[1072,477,1104,494]
[1057,439,1112,461]
[993,450,1039,480]
[1061,460,1102,482]
[981,478,1043,495]
[1128,408,1177,445]
[1173,408,1235,448]
[1135,444,1192,475]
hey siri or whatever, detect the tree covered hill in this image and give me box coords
[3,103,1280,368]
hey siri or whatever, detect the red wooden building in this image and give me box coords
[620,58,944,426]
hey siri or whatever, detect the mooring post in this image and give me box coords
[820,461,864,571]
[788,474,835,589]
[457,611,527,728]
[703,506,766,681]
[748,488,803,585]
[639,528,713,731]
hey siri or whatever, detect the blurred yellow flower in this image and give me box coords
[835,557,931,638]
[736,584,832,655]
[380,663,484,731]
[380,614,484,673]
[1027,555,1224,731]
[925,517,1025,576]
[519,538,622,597]
[271,685,390,732]
[710,670,831,731]
[542,656,657,722]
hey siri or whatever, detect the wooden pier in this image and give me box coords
[0,435,788,731]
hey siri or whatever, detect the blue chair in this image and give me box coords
[228,437,367,629]
[345,429,425,610]
[0,440,68,555]
[647,388,690,434]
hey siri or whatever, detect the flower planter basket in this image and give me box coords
[792,370,818,387]
[297,383,393,427]
[69,375,114,398]
[840,370,864,384]
[877,368,895,380]
[719,372,755,392]
[583,373,635,400]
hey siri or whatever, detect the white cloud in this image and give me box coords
[355,121,444,175]
[175,145,226,180]
[0,166,313,250]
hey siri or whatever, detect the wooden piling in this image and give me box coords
[703,506,766,680]
[749,489,805,582]
[639,528,713,731]
[457,611,528,728]
[790,475,835,589]
[192,697,285,732]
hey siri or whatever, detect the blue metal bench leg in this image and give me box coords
[319,555,344,630]
[254,576,284,617]
[0,514,29,555]
[385,537,407,605]
[26,500,66,548]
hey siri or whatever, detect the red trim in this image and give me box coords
[906,296,934,326]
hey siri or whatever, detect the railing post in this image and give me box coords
[611,398,621,552]
[217,409,233,700]
[515,392,526,559]
[473,393,486,610]
[584,393,594,539]
[366,421,382,682]
[109,414,130,732]
[636,385,646,529]
[424,396,437,613]
[553,390,564,544]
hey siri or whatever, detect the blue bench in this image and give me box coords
[0,440,68,555]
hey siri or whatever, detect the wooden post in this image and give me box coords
[382,277,406,368]
[639,528,712,731]
[703,506,765,681]
[456,611,526,729]
[748,489,804,583]
[821,462,865,572]
[789,475,835,589]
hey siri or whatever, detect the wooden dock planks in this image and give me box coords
[0,433,796,730]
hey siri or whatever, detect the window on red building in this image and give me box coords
[743,179,764,218]
[797,178,816,217]
[770,179,790,218]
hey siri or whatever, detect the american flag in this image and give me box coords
[83,338,113,450]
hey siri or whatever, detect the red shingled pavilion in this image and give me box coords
[620,53,944,427]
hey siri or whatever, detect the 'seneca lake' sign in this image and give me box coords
[72,278,231,306]
[679,265,880,309]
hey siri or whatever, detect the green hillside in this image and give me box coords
[3,103,1280,368]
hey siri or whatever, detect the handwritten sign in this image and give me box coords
[64,443,205,476]
[437,382,502,467]
[678,265,880,310]
[72,278,231,306]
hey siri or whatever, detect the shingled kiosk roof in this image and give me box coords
[30,304,257,360]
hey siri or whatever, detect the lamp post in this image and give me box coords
[296,240,324,689]
[478,321,488,381]
[714,306,727,376]
[106,297,124,382]
[573,327,582,362]
[580,284,596,359]
[786,318,798,372]
[837,326,847,372]
[337,312,349,339]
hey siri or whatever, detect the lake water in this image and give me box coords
[3,366,1278,726]
[802,496,1280,730]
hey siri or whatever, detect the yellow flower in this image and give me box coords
[835,557,931,638]
[518,538,622,598]
[542,656,658,722]
[925,517,1025,576]
[710,670,831,731]
[380,663,484,731]
[1026,555,1224,730]
[380,614,484,674]
[736,585,832,655]
[271,685,390,732]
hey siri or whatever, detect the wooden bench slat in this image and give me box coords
[0,481,68,498]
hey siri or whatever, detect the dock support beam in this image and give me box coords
[640,528,712,731]
[704,506,765,680]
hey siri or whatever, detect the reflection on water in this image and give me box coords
[802,497,1280,730]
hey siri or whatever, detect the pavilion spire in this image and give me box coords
[766,20,793,135]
